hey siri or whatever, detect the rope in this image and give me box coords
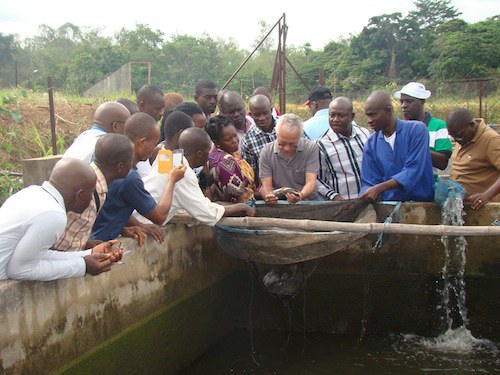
[371,201,402,252]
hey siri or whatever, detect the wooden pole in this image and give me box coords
[47,76,58,155]
[216,217,500,237]
[221,15,283,90]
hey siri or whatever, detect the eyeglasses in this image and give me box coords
[278,141,299,148]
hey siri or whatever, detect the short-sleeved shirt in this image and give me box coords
[303,109,329,140]
[63,125,107,163]
[450,119,500,201]
[423,113,452,155]
[92,165,157,241]
[259,138,320,200]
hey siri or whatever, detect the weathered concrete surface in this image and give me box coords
[0,202,498,374]
[321,202,500,276]
[22,155,62,187]
[0,224,237,375]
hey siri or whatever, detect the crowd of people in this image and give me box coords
[0,79,498,282]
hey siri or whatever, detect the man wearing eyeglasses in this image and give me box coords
[259,114,319,204]
[63,101,130,164]
[447,108,500,209]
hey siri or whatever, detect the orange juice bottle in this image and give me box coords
[157,149,173,174]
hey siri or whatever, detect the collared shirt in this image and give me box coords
[92,165,157,241]
[133,157,225,226]
[0,181,91,281]
[63,125,107,163]
[240,123,276,177]
[235,116,255,142]
[259,138,320,200]
[303,109,329,140]
[53,163,108,251]
[450,119,500,201]
[360,118,435,202]
[317,124,371,200]
[423,113,452,155]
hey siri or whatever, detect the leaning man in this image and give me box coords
[260,113,319,204]
[0,158,116,281]
[447,108,500,209]
[360,90,434,202]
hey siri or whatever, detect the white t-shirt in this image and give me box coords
[384,132,396,150]
[136,160,153,178]
[134,158,225,226]
[63,126,107,163]
[0,182,91,281]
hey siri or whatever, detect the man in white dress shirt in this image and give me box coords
[0,158,117,281]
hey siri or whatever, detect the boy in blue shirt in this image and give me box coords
[92,113,185,241]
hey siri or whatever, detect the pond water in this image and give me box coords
[182,328,499,374]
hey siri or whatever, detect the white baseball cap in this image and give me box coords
[394,82,431,100]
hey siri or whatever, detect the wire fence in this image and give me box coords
[329,76,499,124]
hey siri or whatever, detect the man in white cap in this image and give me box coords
[394,82,452,173]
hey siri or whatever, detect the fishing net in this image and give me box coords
[213,199,375,299]
[434,178,467,207]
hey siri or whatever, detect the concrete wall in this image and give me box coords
[22,155,62,187]
[0,203,498,374]
[0,224,237,375]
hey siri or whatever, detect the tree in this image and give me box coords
[409,0,461,31]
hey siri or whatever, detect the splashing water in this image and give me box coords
[397,195,498,363]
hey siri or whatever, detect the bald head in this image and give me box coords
[365,90,393,112]
[179,127,212,158]
[116,98,140,115]
[124,113,159,142]
[137,84,165,122]
[93,102,130,134]
[446,108,473,129]
[49,158,96,214]
[364,90,395,134]
[249,94,271,110]
[330,97,353,113]
[94,133,134,173]
[219,91,247,128]
[252,86,271,100]
[446,108,478,145]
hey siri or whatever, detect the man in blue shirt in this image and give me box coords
[92,113,186,241]
[359,90,434,202]
[302,86,333,140]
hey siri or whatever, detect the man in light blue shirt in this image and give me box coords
[303,86,333,140]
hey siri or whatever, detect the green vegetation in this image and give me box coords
[0,0,497,99]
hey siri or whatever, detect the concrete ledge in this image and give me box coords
[0,224,237,374]
[22,155,62,187]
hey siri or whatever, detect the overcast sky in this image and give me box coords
[0,0,497,50]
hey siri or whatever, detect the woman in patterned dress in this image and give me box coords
[206,115,256,203]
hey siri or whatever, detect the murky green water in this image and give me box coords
[182,329,499,374]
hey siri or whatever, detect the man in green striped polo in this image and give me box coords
[394,82,452,175]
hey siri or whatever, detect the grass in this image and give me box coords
[0,88,498,204]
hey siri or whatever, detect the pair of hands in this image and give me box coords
[84,240,123,276]
[264,192,302,205]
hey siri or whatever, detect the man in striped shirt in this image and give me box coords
[317,97,371,200]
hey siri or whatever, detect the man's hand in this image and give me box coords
[285,192,301,204]
[169,164,186,183]
[139,223,165,244]
[264,193,278,205]
[84,239,104,250]
[122,226,147,246]
[240,204,256,217]
[332,194,344,201]
[467,192,490,210]
[360,186,382,202]
[84,253,113,276]
[91,240,122,262]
